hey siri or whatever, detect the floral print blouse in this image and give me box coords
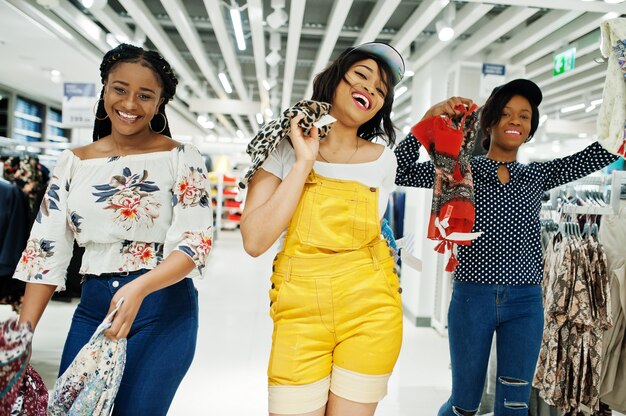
[13,144,213,290]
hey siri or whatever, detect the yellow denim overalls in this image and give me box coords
[267,170,403,414]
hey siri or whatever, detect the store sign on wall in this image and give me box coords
[62,83,96,127]
[553,48,576,77]
[479,63,506,98]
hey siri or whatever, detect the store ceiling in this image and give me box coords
[1,0,625,141]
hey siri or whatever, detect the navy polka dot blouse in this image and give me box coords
[395,134,619,285]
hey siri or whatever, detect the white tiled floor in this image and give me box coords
[26,231,452,415]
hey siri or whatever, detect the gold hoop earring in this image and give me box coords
[150,113,167,134]
[93,99,108,121]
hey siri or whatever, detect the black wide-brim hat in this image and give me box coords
[489,79,542,107]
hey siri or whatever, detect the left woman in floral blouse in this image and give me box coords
[14,43,213,415]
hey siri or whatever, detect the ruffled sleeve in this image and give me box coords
[13,150,75,291]
[163,145,214,278]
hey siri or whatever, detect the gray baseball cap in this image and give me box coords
[349,42,406,85]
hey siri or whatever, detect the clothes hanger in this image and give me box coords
[582,215,591,238]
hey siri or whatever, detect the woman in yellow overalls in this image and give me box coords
[241,43,405,416]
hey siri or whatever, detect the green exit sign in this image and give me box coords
[553,48,576,76]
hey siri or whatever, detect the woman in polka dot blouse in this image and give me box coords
[394,79,619,416]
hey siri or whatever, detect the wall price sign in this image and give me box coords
[62,83,96,127]
[479,63,506,98]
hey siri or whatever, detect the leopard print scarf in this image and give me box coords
[239,100,332,189]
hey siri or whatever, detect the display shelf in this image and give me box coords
[208,172,244,233]
[13,97,43,142]
[46,108,69,143]
[13,128,41,139]
[47,120,63,128]
[1,96,71,145]
[14,112,42,123]
[0,93,7,138]
[47,135,70,143]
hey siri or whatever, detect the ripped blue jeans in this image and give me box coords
[438,282,544,416]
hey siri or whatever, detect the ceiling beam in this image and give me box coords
[540,82,604,109]
[247,0,270,113]
[354,0,401,45]
[117,0,196,86]
[453,6,540,58]
[117,0,238,136]
[188,98,262,115]
[304,0,354,99]
[541,67,607,97]
[203,0,256,135]
[117,14,395,41]
[511,13,609,67]
[567,111,600,123]
[167,99,213,137]
[88,4,135,44]
[48,1,110,53]
[524,29,600,79]
[487,10,583,62]
[160,0,248,137]
[5,0,209,138]
[160,0,221,93]
[409,3,495,71]
[461,0,626,14]
[535,53,603,88]
[281,0,306,110]
[390,0,447,55]
[541,92,603,115]
[4,0,101,62]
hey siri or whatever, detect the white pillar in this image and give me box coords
[399,51,451,328]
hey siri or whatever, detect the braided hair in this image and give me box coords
[92,43,178,141]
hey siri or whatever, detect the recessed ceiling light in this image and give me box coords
[218,72,233,94]
[436,22,454,41]
[560,103,585,113]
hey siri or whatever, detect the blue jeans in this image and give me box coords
[59,270,199,416]
[438,282,544,416]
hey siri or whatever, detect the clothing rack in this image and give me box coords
[544,170,626,216]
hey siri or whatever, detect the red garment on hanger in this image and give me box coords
[410,104,482,272]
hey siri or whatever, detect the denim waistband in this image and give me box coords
[85,268,149,279]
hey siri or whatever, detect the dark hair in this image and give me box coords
[311,48,397,146]
[479,90,540,151]
[93,43,178,141]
